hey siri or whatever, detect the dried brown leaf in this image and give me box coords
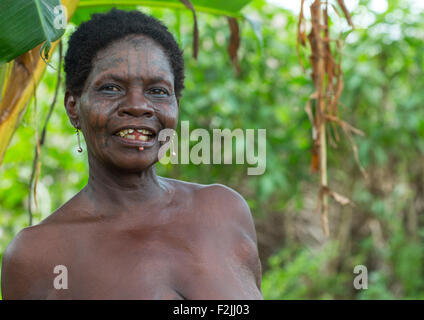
[328,189,351,206]
[300,0,356,237]
[227,17,241,75]
[296,0,307,72]
[179,0,199,59]
[337,0,354,27]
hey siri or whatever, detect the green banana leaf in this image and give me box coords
[0,0,66,64]
[71,0,252,25]
[0,0,256,64]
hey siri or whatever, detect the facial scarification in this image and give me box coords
[76,34,179,172]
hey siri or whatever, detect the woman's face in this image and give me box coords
[66,34,179,172]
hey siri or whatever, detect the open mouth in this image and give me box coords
[114,128,156,144]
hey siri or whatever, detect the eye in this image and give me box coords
[99,84,122,93]
[148,87,169,96]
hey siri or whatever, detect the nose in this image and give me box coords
[118,88,154,118]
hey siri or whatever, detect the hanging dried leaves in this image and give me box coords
[178,0,242,73]
[297,0,364,236]
[179,0,199,59]
[227,17,241,75]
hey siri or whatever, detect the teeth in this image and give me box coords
[138,135,148,141]
[118,129,129,136]
[116,128,153,140]
[136,129,152,135]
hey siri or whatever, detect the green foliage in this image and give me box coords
[1,0,424,300]
[262,242,348,299]
[72,0,252,25]
[0,0,65,63]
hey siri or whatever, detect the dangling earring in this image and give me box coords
[171,132,176,156]
[76,128,83,153]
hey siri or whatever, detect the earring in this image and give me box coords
[76,129,83,153]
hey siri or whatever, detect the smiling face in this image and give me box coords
[65,35,179,172]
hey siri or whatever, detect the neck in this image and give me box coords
[84,153,171,212]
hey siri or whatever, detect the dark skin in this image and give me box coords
[1,35,263,300]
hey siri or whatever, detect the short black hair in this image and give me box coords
[64,8,185,98]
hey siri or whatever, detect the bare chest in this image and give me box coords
[43,224,258,299]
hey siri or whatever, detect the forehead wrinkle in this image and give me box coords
[93,60,173,87]
[137,46,174,89]
[86,36,175,90]
[85,56,126,89]
[123,35,174,80]
[91,58,126,75]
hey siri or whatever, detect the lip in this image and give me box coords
[112,124,158,148]
[112,134,157,148]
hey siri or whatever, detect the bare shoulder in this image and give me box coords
[197,183,262,292]
[1,189,89,299]
[1,223,59,299]
[167,179,256,239]
[197,183,257,238]
[166,179,262,292]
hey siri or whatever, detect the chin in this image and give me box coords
[109,150,158,173]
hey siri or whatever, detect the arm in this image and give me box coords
[199,184,263,296]
[225,186,263,294]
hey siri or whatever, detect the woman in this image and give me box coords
[1,9,262,300]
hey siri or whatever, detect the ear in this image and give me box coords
[64,91,80,129]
